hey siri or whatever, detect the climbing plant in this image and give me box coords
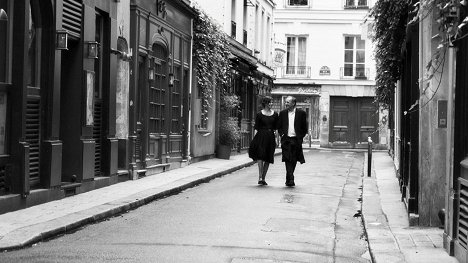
[367,0,410,108]
[368,0,468,109]
[192,5,231,107]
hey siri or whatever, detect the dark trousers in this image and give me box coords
[285,161,296,183]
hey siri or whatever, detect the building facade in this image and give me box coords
[128,0,195,176]
[0,0,196,214]
[191,0,276,161]
[272,0,388,149]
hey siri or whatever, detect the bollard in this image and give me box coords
[368,136,372,177]
[309,130,312,148]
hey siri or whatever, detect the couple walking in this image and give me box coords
[248,95,307,187]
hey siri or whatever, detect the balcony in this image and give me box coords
[274,66,311,78]
[340,67,370,80]
[231,21,236,39]
[343,0,369,9]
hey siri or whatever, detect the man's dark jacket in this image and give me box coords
[277,108,308,143]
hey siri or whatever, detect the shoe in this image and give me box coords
[285,181,295,187]
[258,180,268,185]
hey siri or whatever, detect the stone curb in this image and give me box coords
[361,153,406,263]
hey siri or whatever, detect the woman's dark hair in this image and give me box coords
[261,96,273,108]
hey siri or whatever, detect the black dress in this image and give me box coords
[248,111,279,164]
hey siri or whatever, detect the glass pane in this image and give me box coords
[139,17,146,46]
[345,36,353,49]
[346,0,355,6]
[26,5,37,86]
[358,0,367,6]
[289,0,308,5]
[356,37,365,49]
[344,50,353,63]
[344,64,353,76]
[0,0,7,82]
[0,92,6,154]
[298,37,306,66]
[356,64,365,77]
[183,40,189,63]
[174,36,180,61]
[356,50,365,63]
[286,37,296,67]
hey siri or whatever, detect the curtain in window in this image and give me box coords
[298,37,306,74]
[286,37,295,74]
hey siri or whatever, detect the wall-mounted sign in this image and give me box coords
[319,66,330,75]
[297,87,320,95]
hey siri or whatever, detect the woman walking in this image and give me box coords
[248,96,279,185]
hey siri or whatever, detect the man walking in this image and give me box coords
[277,96,307,187]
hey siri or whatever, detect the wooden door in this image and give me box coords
[330,97,378,148]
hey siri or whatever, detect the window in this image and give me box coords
[288,0,308,6]
[344,36,366,78]
[286,36,307,75]
[344,0,368,8]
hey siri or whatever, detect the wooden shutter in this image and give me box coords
[63,0,82,39]
[93,99,102,176]
[26,97,41,184]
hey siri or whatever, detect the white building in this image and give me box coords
[191,0,277,159]
[272,0,387,149]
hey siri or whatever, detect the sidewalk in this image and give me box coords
[363,151,458,263]
[0,148,459,263]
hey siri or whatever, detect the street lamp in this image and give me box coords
[86,41,99,59]
[168,73,174,86]
[56,30,68,50]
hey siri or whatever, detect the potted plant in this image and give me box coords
[216,94,241,159]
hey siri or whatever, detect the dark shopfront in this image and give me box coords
[0,0,123,214]
[0,0,66,212]
[129,0,194,175]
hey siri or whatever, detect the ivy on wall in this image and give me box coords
[368,0,410,109]
[192,5,231,107]
[369,0,468,110]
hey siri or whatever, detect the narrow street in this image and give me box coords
[0,150,370,263]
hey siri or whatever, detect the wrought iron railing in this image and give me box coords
[343,0,369,9]
[273,66,311,78]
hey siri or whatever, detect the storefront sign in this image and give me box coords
[298,87,320,94]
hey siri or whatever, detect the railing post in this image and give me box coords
[368,136,372,177]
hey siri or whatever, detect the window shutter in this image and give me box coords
[63,0,82,39]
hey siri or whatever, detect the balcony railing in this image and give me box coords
[231,21,236,38]
[273,66,311,78]
[343,0,369,9]
[340,67,370,79]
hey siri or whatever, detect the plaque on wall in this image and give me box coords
[319,66,330,75]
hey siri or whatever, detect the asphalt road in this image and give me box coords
[0,149,370,263]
